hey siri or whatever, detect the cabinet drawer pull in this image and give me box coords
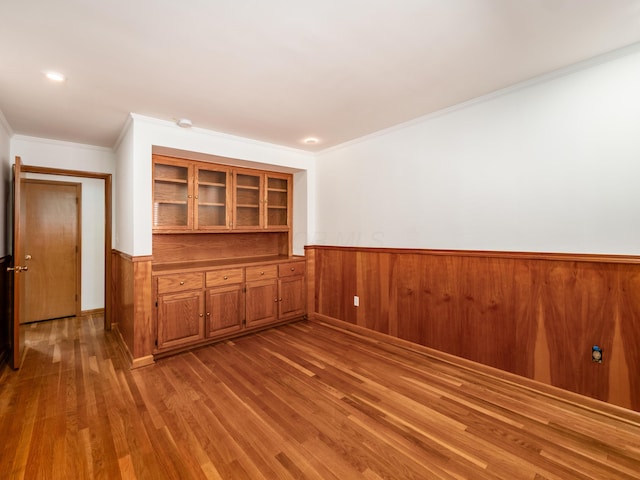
[290,267,295,271]
[223,275,228,280]
[180,281,185,285]
[260,271,264,275]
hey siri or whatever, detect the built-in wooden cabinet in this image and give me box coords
[153,155,291,233]
[151,153,303,357]
[153,260,305,354]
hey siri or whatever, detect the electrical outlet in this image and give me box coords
[592,345,603,363]
[354,295,359,307]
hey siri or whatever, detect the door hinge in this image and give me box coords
[155,339,158,347]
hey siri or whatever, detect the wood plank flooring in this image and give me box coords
[1,315,640,479]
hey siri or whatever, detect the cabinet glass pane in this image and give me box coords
[197,167,228,228]
[236,173,260,188]
[267,177,287,190]
[155,181,187,203]
[155,164,188,182]
[198,205,226,226]
[198,169,226,185]
[236,188,260,206]
[235,172,262,228]
[267,208,288,226]
[154,203,188,227]
[267,190,287,208]
[235,206,260,227]
[266,176,288,227]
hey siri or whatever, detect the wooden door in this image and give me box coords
[9,157,27,368]
[21,180,80,323]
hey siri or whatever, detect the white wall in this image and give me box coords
[115,115,315,256]
[9,136,115,310]
[314,44,640,255]
[0,110,12,257]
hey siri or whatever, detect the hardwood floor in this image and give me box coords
[1,315,640,479]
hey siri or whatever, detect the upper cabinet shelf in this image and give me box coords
[153,155,292,234]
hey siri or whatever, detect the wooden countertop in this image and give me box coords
[152,255,305,275]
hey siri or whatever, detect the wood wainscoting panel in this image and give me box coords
[618,263,640,409]
[112,250,154,367]
[0,256,10,368]
[306,245,640,412]
[538,261,617,403]
[315,247,358,325]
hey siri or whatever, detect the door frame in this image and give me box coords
[21,165,113,330]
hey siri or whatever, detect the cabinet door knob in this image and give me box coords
[206,312,211,316]
[274,298,278,302]
[188,195,193,198]
[223,275,228,280]
[199,313,203,317]
[180,281,185,285]
[260,271,264,275]
[278,298,283,302]
[290,267,295,271]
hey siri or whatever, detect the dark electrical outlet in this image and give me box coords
[592,345,603,363]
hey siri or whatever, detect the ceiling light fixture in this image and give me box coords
[44,71,66,82]
[176,118,192,128]
[303,137,319,145]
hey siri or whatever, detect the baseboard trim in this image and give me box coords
[111,324,155,370]
[131,355,155,369]
[310,312,640,427]
[81,308,105,316]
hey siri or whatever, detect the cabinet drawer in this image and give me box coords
[246,265,278,282]
[157,272,204,294]
[206,268,245,287]
[279,261,305,278]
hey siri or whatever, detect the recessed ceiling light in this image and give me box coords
[44,71,66,82]
[176,118,192,128]
[303,137,319,145]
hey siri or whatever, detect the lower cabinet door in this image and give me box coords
[206,285,245,338]
[278,275,306,320]
[157,290,205,350]
[245,279,278,328]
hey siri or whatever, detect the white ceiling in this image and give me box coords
[2,0,640,151]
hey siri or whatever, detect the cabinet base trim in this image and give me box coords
[153,317,305,360]
[112,324,156,370]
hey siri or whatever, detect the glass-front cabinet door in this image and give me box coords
[233,169,263,229]
[265,173,290,229]
[195,165,231,230]
[153,159,193,230]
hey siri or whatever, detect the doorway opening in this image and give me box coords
[19,164,112,330]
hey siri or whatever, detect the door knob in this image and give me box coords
[7,265,28,272]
